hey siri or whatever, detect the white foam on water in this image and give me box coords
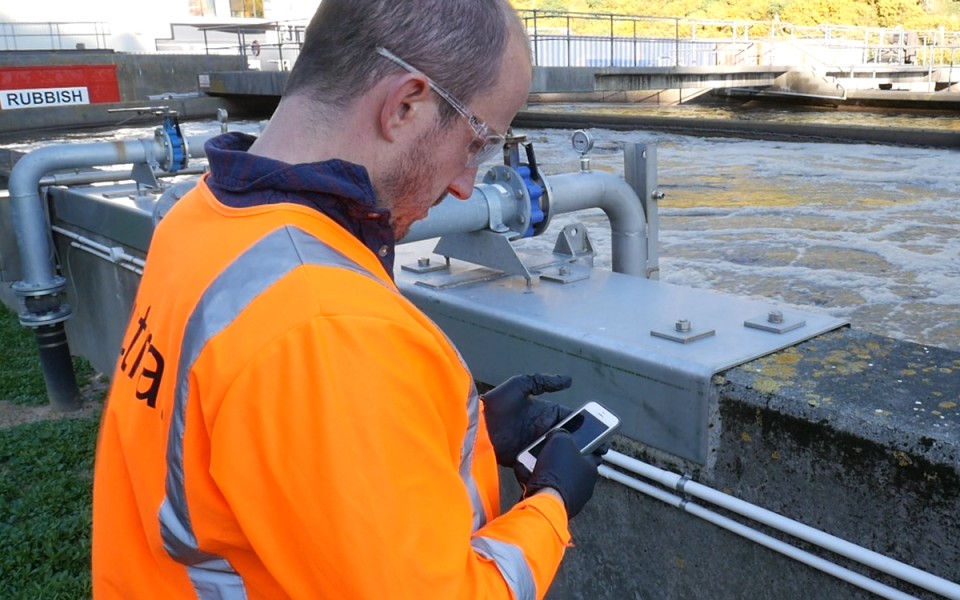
[518,126,959,351]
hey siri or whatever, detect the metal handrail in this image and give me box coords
[0,21,111,51]
[517,9,960,69]
[5,13,958,75]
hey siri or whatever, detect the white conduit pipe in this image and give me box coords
[51,226,145,275]
[603,451,960,599]
[599,466,916,600]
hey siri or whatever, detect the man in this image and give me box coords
[92,1,602,598]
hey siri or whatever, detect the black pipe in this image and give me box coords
[32,323,80,411]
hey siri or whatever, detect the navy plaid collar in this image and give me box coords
[202,132,396,276]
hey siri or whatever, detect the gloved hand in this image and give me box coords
[522,430,601,520]
[481,373,572,469]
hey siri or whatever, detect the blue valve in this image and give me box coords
[517,165,544,238]
[161,114,187,173]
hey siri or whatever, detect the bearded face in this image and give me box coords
[374,125,457,240]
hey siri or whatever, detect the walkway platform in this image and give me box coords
[199,65,960,114]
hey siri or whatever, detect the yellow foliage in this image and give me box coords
[509,0,959,29]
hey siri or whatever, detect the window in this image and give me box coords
[187,0,217,17]
[230,0,264,18]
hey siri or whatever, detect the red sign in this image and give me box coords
[0,65,120,109]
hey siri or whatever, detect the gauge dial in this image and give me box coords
[572,130,594,155]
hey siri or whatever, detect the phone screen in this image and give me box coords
[527,410,608,459]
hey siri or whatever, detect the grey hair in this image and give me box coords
[283,0,528,123]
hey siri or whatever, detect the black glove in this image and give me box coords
[482,373,572,469]
[522,430,601,520]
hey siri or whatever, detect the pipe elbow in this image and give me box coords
[9,145,62,199]
[593,173,647,235]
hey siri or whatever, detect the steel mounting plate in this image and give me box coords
[395,239,847,464]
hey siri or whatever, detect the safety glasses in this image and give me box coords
[376,46,506,168]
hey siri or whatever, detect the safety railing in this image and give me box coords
[5,13,956,78]
[153,20,307,72]
[0,21,111,51]
[517,9,960,70]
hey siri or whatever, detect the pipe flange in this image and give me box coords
[530,174,554,238]
[482,166,532,238]
[19,303,73,328]
[155,114,189,173]
[11,276,67,299]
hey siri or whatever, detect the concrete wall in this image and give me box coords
[0,51,246,99]
[531,67,600,94]
[542,328,959,599]
[0,51,251,136]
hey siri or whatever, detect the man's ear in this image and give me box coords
[379,74,433,143]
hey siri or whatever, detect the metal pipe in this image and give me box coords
[9,135,207,286]
[604,450,960,599]
[32,323,80,412]
[599,466,917,600]
[402,183,519,243]
[545,171,647,277]
[404,169,649,279]
[7,135,209,409]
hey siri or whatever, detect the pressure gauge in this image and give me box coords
[571,130,594,156]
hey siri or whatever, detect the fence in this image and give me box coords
[518,9,960,70]
[0,21,110,51]
[531,36,757,67]
[2,12,958,75]
[153,21,307,72]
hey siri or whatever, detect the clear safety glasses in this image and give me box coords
[376,46,506,168]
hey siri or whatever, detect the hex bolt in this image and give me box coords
[675,319,691,333]
[768,310,784,324]
[417,257,431,267]
[558,266,570,276]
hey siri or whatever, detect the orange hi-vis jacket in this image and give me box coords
[92,176,571,599]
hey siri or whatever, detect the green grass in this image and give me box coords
[0,303,102,599]
[0,417,99,599]
[0,303,48,405]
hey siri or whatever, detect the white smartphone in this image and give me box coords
[516,401,620,475]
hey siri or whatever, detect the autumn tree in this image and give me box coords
[510,0,958,28]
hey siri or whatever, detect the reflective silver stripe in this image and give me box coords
[428,323,487,531]
[459,382,487,531]
[160,226,376,598]
[472,536,537,600]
